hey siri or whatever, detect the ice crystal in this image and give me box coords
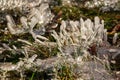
[52,16,107,55]
[6,1,54,42]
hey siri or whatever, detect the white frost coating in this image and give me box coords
[113,33,118,44]
[85,0,119,8]
[0,0,51,11]
[0,0,28,10]
[52,16,107,54]
[5,1,54,45]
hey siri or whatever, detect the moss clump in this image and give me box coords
[52,6,120,30]
[52,6,81,20]
[56,63,79,80]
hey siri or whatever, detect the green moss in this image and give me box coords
[52,6,81,20]
[56,63,78,80]
[52,6,120,30]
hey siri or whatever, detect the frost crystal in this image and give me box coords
[52,16,107,54]
[6,1,54,41]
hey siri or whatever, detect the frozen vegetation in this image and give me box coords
[0,0,120,80]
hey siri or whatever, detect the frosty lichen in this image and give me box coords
[6,1,54,43]
[0,0,49,11]
[0,0,119,80]
[52,16,107,55]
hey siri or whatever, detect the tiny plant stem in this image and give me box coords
[29,72,35,80]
